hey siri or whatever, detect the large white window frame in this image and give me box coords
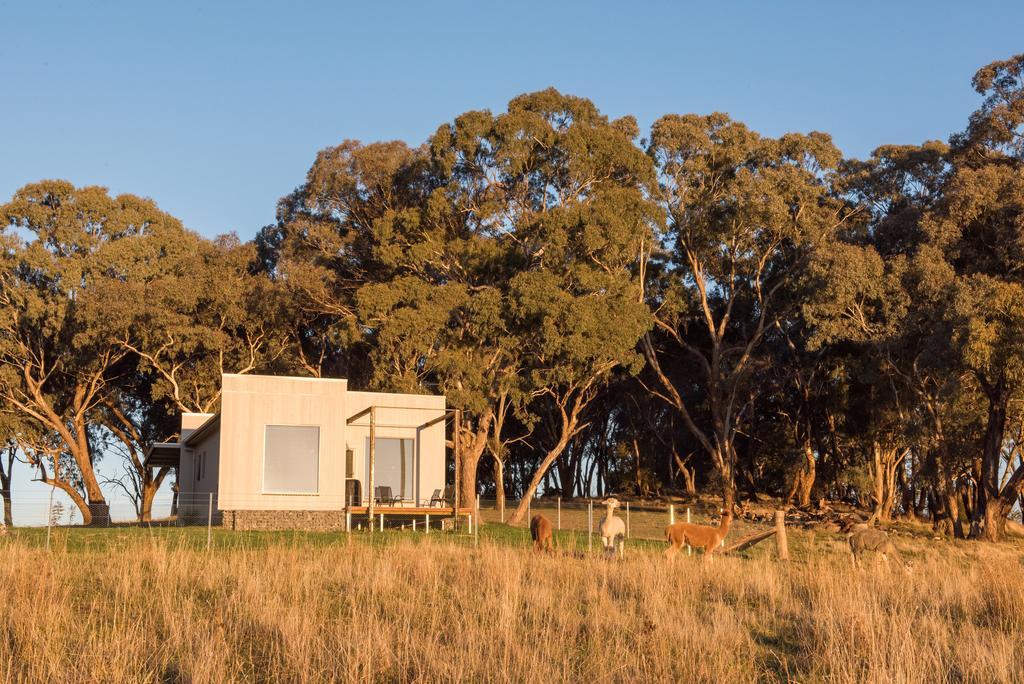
[262,424,321,495]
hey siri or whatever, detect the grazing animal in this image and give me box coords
[599,498,626,559]
[664,509,732,561]
[530,513,553,553]
[847,527,911,571]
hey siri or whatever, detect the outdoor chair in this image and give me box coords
[374,486,402,506]
[429,485,455,507]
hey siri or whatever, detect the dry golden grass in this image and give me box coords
[0,530,1021,683]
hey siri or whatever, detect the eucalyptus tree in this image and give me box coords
[101,231,289,520]
[0,181,188,524]
[426,89,656,524]
[642,114,852,510]
[256,140,420,382]
[112,233,286,415]
[354,90,657,515]
[92,378,177,522]
[346,135,520,504]
[802,142,980,530]
[922,54,1024,541]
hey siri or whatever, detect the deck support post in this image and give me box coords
[453,408,462,524]
[368,406,376,533]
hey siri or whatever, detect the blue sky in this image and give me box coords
[2,0,1022,519]
[4,1,1022,243]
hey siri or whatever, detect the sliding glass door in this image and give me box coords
[366,437,415,503]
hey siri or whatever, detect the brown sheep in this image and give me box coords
[530,513,553,553]
[664,510,732,561]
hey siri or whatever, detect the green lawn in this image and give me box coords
[5,521,679,555]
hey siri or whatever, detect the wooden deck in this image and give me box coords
[346,506,473,516]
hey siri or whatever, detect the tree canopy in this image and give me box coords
[2,56,1023,541]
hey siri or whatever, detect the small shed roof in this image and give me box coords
[144,442,181,468]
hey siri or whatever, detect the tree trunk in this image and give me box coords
[508,396,584,526]
[680,466,696,496]
[673,448,696,496]
[982,500,1010,542]
[945,491,964,539]
[75,426,109,526]
[982,462,1024,542]
[931,445,964,538]
[720,443,738,512]
[869,441,905,522]
[0,446,13,528]
[458,421,491,509]
[787,439,816,508]
[898,451,916,521]
[492,457,505,512]
[140,466,171,522]
[977,378,1010,540]
[509,432,572,525]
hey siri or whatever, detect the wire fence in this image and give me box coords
[473,497,766,542]
[0,492,779,557]
[1,494,182,528]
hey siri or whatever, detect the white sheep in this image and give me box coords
[599,497,626,559]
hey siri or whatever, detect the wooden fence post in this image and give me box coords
[687,507,692,556]
[625,501,630,538]
[669,504,675,525]
[775,510,789,561]
[207,492,213,551]
[557,496,561,530]
[588,501,593,553]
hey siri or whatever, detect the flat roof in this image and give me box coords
[222,372,347,382]
[183,413,221,446]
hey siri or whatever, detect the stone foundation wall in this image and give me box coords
[222,509,346,532]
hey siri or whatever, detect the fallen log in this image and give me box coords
[723,529,777,554]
